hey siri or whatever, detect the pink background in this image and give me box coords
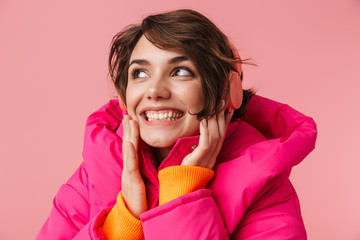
[1,0,359,239]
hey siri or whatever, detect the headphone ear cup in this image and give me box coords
[227,70,243,110]
[226,40,243,110]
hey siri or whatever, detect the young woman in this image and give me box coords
[37,9,317,240]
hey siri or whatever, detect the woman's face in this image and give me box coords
[125,35,204,150]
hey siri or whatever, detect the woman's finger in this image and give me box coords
[122,116,129,169]
[199,119,209,149]
[129,120,139,152]
[122,116,140,174]
[209,102,235,168]
[126,141,139,173]
[207,111,220,150]
[127,119,140,173]
[217,107,226,141]
[182,119,210,166]
[195,119,210,159]
[199,118,216,167]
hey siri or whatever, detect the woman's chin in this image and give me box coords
[140,134,177,149]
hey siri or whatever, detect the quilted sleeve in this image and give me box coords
[36,164,110,240]
[140,189,229,240]
[230,174,307,240]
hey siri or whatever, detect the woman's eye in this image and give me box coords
[173,68,193,77]
[131,70,148,79]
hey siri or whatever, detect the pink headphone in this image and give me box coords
[118,40,243,112]
[226,40,243,110]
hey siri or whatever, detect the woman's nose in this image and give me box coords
[146,76,171,101]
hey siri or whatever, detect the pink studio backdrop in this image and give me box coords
[0,0,359,239]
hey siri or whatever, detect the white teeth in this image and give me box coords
[145,111,183,121]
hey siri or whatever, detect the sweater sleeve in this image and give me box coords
[158,165,214,205]
[101,192,144,240]
[36,164,111,240]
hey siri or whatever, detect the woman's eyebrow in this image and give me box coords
[129,56,189,67]
[168,56,189,64]
[129,59,150,67]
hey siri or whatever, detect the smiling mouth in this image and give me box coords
[143,110,184,121]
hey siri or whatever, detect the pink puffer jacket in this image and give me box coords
[36,95,317,239]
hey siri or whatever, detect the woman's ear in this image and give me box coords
[118,96,128,112]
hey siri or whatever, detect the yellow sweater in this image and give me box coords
[101,166,214,239]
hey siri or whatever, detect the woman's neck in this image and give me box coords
[151,147,172,168]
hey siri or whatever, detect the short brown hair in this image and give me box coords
[108,9,255,120]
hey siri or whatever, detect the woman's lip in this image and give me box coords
[140,106,184,113]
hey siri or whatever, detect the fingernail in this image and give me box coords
[202,119,207,127]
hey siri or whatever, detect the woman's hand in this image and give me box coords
[121,115,147,218]
[181,101,234,169]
